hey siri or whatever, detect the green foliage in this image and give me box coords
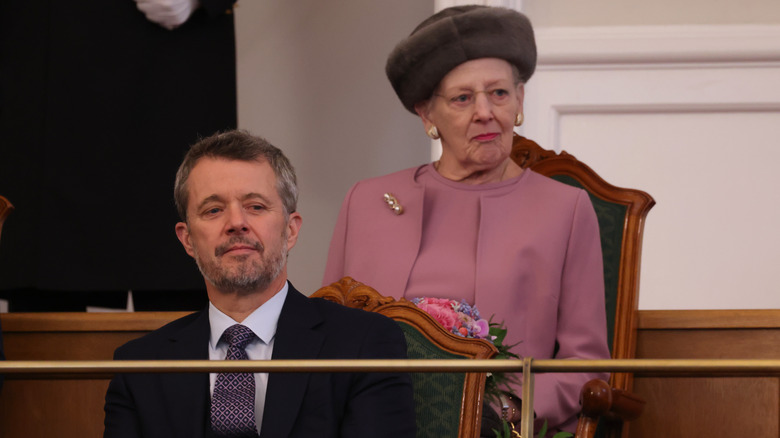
[484,317,522,405]
[492,420,512,438]
[488,318,520,359]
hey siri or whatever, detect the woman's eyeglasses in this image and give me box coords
[434,88,514,110]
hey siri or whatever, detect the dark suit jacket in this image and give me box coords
[103,284,416,438]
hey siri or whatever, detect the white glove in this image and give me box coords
[135,0,201,30]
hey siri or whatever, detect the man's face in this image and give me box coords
[175,157,301,295]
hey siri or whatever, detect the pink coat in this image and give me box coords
[323,165,609,432]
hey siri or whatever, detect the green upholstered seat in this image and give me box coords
[399,322,465,438]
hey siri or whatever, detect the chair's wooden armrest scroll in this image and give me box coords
[575,379,646,438]
[604,386,645,422]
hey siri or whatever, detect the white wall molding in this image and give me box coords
[551,101,780,115]
[536,25,780,66]
[544,101,780,155]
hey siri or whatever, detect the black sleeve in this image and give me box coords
[103,348,143,438]
[340,315,416,438]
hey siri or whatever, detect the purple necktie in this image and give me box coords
[210,324,259,437]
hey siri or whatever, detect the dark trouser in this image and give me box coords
[480,401,503,438]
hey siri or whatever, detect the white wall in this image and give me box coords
[521,2,780,310]
[523,0,780,26]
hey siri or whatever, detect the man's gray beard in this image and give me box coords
[193,236,287,296]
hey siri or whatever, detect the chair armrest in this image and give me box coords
[575,379,646,438]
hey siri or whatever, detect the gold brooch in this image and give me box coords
[383,193,403,215]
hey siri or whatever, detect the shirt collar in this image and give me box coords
[208,281,289,348]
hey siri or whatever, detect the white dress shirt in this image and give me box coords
[208,282,288,435]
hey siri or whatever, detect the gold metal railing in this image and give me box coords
[5,358,780,374]
[2,358,780,437]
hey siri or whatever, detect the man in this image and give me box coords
[103,130,416,438]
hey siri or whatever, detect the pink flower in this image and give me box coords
[473,319,490,339]
[415,301,458,331]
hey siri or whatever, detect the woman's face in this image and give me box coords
[415,58,524,174]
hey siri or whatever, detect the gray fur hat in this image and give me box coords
[386,5,536,114]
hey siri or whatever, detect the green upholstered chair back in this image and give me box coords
[511,135,654,438]
[552,174,625,354]
[313,277,498,438]
[397,322,465,438]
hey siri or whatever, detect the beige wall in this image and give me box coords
[235,1,433,294]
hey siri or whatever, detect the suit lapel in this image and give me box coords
[260,285,325,438]
[160,309,211,438]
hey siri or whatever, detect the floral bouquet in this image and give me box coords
[411,297,572,438]
[410,297,520,404]
[411,297,490,339]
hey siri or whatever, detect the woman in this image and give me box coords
[323,5,609,436]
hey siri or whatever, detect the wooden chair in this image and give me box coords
[0,195,13,240]
[511,134,655,438]
[312,276,498,438]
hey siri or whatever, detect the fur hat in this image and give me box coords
[386,5,536,114]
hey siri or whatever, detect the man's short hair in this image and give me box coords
[174,130,298,222]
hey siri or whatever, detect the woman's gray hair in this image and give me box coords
[174,130,298,222]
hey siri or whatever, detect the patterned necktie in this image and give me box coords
[210,324,259,437]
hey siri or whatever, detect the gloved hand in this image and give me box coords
[135,0,200,30]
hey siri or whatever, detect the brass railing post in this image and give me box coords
[521,357,534,438]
